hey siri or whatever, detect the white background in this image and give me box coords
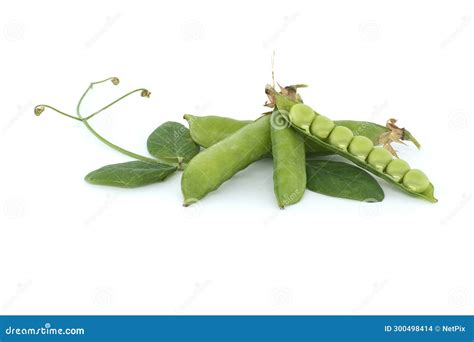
[1,0,473,314]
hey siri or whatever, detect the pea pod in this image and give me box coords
[273,94,437,203]
[181,115,272,205]
[336,120,421,148]
[183,114,420,153]
[183,114,252,148]
[271,110,306,208]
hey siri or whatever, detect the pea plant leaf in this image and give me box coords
[85,161,177,188]
[147,121,200,168]
[306,160,384,202]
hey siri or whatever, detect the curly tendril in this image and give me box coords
[34,77,159,164]
[34,106,45,116]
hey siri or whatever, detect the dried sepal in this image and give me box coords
[264,83,306,107]
[378,118,407,158]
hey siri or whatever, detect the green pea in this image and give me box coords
[367,147,393,172]
[402,169,430,193]
[386,159,410,182]
[181,115,271,205]
[348,135,374,161]
[289,103,316,133]
[327,126,354,150]
[310,115,335,139]
[271,110,306,208]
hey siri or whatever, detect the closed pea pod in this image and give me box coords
[183,114,252,148]
[181,115,271,205]
[271,110,306,208]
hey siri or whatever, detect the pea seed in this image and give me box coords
[386,159,410,182]
[327,126,354,150]
[402,169,430,193]
[367,147,393,172]
[348,136,374,160]
[310,115,335,139]
[289,103,316,133]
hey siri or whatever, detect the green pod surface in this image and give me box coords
[181,115,272,205]
[184,114,332,156]
[183,114,252,148]
[271,110,306,208]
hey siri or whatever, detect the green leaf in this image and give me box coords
[306,160,384,202]
[147,121,200,166]
[85,161,177,188]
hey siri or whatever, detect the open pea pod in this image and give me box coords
[335,120,420,148]
[274,94,437,203]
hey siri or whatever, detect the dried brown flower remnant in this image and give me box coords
[378,118,407,158]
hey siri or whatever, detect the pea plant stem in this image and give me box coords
[73,78,158,164]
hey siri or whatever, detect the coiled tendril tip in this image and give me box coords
[34,106,45,116]
[111,77,120,85]
[141,89,151,98]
